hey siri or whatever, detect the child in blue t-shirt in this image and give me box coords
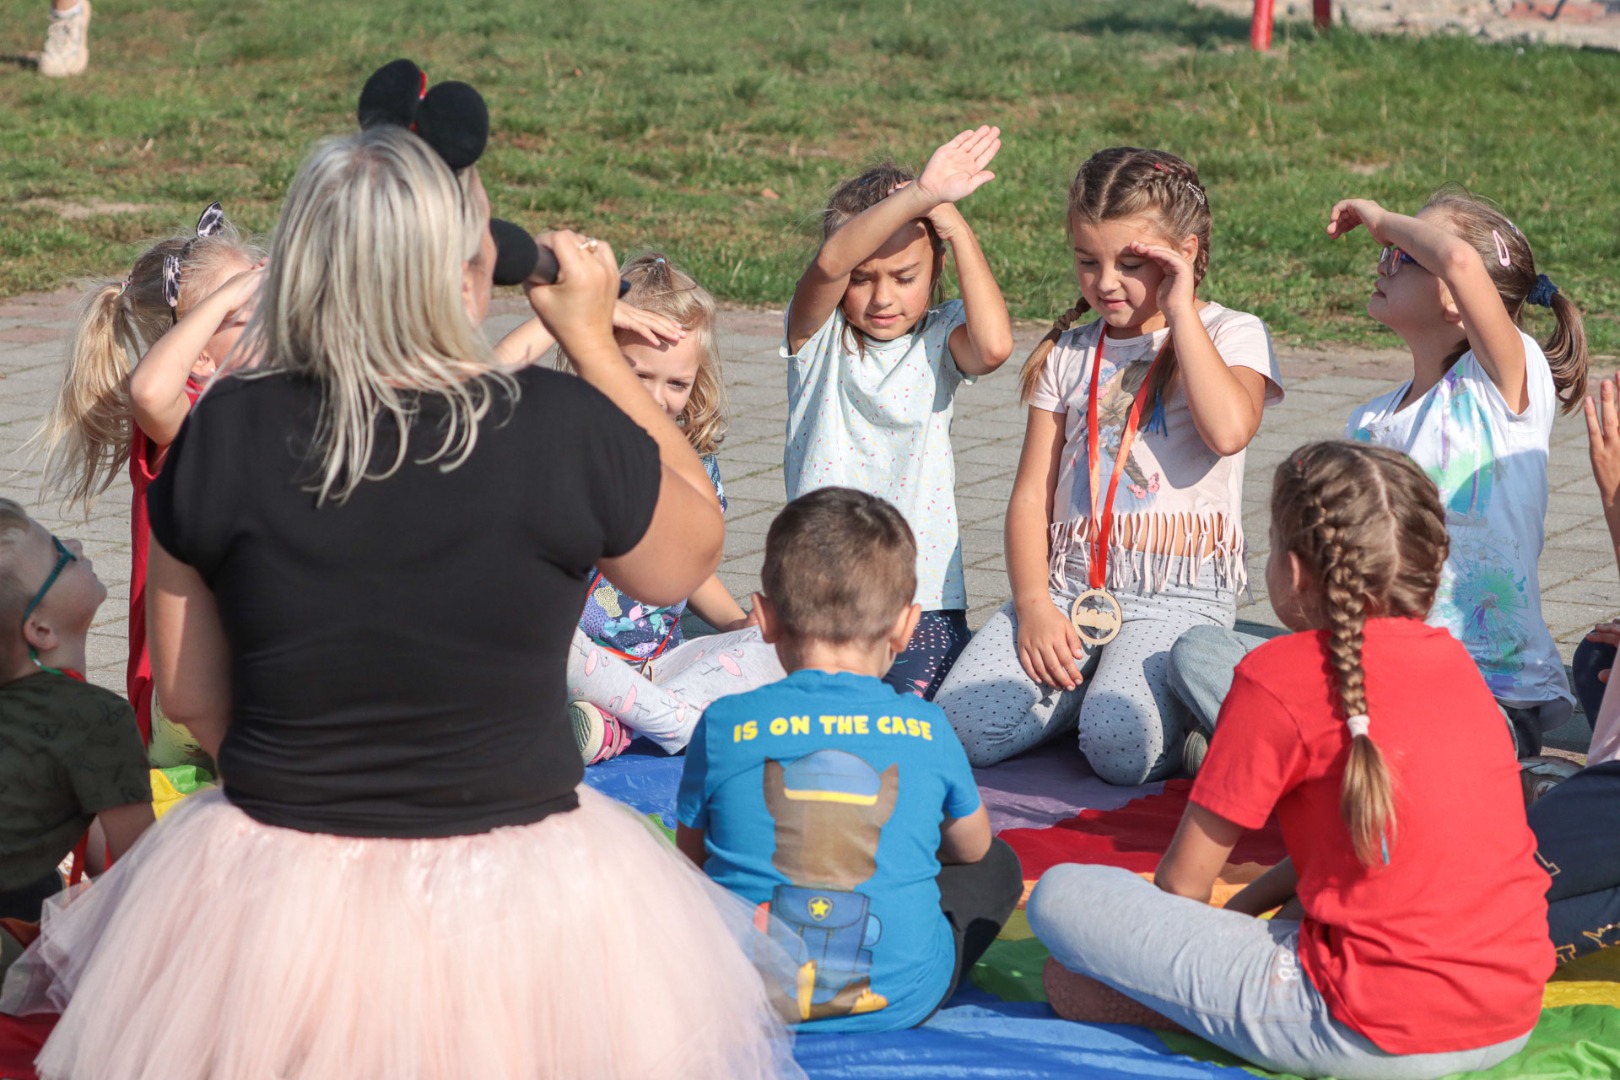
[677,487,1022,1032]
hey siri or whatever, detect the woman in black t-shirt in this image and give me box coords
[2,126,800,1079]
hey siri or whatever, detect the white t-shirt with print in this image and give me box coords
[783,300,971,611]
[1031,303,1282,595]
[1345,333,1572,709]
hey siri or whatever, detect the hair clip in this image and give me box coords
[1491,229,1512,268]
[163,201,227,311]
[114,279,130,299]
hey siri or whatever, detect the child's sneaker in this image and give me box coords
[569,701,631,765]
[39,1,91,78]
[1520,755,1581,807]
[1180,727,1209,778]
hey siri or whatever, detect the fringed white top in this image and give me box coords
[1029,304,1282,596]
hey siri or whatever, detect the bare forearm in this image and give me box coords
[1223,858,1299,917]
[941,218,1012,376]
[686,575,748,630]
[1164,312,1261,457]
[1007,494,1055,613]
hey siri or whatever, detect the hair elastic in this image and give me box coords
[1528,273,1560,308]
[114,280,129,298]
[1346,713,1370,738]
[1491,229,1512,268]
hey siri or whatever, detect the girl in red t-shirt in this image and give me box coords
[1029,440,1552,1079]
[33,203,263,761]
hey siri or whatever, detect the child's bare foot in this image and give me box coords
[1042,957,1186,1031]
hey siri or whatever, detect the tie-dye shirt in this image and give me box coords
[579,454,727,660]
[1346,333,1572,709]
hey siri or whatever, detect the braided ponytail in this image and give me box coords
[1019,294,1090,403]
[1271,442,1449,868]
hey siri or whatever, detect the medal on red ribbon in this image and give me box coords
[1069,333,1168,648]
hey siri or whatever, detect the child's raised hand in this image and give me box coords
[1326,199,1391,243]
[208,261,267,318]
[916,125,1001,207]
[1015,601,1087,691]
[612,301,687,346]
[1584,374,1620,510]
[1128,240,1198,321]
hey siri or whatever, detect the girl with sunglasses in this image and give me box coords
[1170,190,1588,772]
[1331,189,1589,761]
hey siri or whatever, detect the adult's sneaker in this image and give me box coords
[570,700,631,765]
[39,1,91,78]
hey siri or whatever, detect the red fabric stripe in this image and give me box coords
[0,1013,56,1080]
[999,780,1288,878]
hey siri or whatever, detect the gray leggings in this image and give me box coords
[935,560,1234,784]
[1028,864,1532,1080]
[566,626,784,753]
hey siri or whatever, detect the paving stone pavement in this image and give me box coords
[1,291,1608,750]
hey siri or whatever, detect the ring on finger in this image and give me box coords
[577,238,599,252]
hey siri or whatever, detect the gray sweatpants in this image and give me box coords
[566,626,785,753]
[935,559,1233,784]
[1028,864,1532,1080]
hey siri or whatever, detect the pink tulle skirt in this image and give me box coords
[2,788,802,1080]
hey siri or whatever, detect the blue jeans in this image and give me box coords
[1028,864,1532,1079]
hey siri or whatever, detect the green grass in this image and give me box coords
[2,0,1619,352]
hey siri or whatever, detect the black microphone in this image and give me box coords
[489,219,629,296]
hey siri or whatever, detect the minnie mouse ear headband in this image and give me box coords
[358,58,540,287]
[162,201,227,313]
[359,59,626,294]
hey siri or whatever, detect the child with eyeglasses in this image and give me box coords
[1170,187,1589,774]
[0,499,152,928]
[33,203,264,771]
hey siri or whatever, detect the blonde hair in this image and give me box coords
[762,487,916,645]
[619,252,727,455]
[1270,441,1449,867]
[0,498,34,630]
[240,126,507,505]
[33,217,263,509]
[1424,186,1589,415]
[1019,147,1212,404]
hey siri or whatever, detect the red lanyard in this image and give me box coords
[1084,334,1168,590]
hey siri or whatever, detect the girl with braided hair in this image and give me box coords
[937,146,1281,784]
[1030,440,1552,1079]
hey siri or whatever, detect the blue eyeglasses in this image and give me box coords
[20,535,77,631]
[1378,246,1420,278]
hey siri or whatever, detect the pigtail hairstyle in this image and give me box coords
[822,162,947,356]
[1424,186,1588,414]
[1269,441,1449,867]
[34,214,262,510]
[1019,147,1212,404]
[619,252,728,455]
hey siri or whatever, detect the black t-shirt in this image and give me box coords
[148,366,660,838]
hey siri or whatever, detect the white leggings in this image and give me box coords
[566,626,785,754]
[936,560,1233,784]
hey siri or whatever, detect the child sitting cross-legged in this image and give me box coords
[0,499,152,926]
[677,487,1022,1031]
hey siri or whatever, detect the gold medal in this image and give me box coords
[1070,588,1123,648]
